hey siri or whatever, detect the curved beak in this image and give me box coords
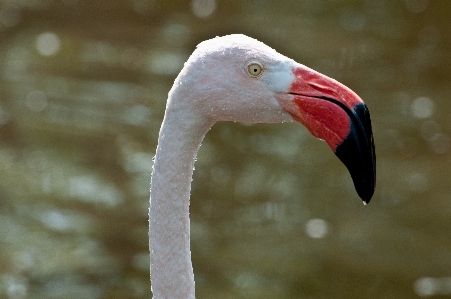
[277,64,376,204]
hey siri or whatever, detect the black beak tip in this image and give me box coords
[336,139,376,204]
[357,179,375,205]
[335,103,376,205]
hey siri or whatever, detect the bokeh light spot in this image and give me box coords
[414,277,438,296]
[411,97,434,119]
[148,51,187,75]
[191,0,216,19]
[122,105,150,126]
[163,23,190,47]
[25,90,48,112]
[35,32,61,57]
[4,275,28,299]
[404,172,429,193]
[305,218,329,238]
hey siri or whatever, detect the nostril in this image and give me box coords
[308,82,337,96]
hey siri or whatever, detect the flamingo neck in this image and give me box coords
[150,100,212,299]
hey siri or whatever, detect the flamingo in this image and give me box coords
[149,34,375,298]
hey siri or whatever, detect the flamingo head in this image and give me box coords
[174,34,376,204]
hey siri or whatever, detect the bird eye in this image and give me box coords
[246,62,263,77]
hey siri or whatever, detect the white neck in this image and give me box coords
[149,92,213,298]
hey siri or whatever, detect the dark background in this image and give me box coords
[1,0,451,298]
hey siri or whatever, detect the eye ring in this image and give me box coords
[246,61,263,77]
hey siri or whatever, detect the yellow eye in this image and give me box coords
[247,63,263,77]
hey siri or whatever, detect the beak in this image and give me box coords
[276,64,376,204]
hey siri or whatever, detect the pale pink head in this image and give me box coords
[170,34,376,203]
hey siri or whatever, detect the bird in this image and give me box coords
[149,34,376,299]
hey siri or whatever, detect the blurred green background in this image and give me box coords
[1,0,451,298]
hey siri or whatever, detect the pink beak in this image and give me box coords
[277,65,376,204]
